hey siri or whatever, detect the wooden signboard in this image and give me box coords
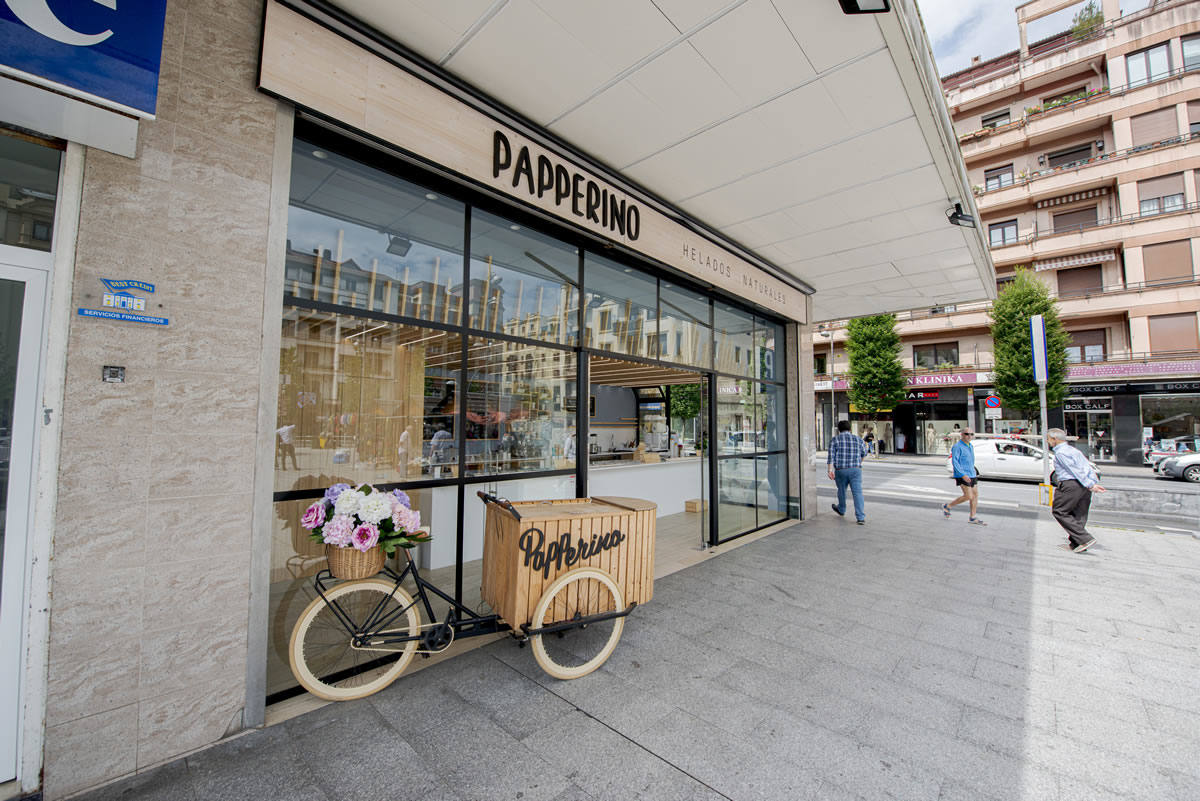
[481,496,656,630]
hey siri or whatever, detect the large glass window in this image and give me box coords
[468,209,578,345]
[0,132,61,251]
[1185,36,1200,71]
[658,281,712,369]
[464,338,576,476]
[1141,395,1200,451]
[275,310,463,492]
[714,303,755,377]
[583,253,657,358]
[287,142,466,320]
[984,165,1014,191]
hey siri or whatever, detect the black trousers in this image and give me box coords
[1052,479,1094,546]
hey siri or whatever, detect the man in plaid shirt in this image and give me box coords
[827,420,869,524]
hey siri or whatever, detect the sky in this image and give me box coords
[922,0,1154,77]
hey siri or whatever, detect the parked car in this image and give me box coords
[1155,453,1200,483]
[945,437,1101,482]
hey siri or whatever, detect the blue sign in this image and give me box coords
[77,276,168,325]
[984,395,1001,408]
[0,0,168,117]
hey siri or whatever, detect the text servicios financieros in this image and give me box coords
[492,130,641,240]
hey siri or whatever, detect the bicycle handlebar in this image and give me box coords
[476,490,522,521]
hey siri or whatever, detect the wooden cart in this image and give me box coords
[480,495,656,678]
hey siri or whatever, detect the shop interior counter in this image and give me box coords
[587,457,703,517]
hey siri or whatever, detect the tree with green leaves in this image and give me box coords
[1071,0,1103,39]
[668,383,701,421]
[989,268,1071,423]
[846,314,907,416]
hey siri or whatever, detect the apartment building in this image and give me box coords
[815,0,1200,466]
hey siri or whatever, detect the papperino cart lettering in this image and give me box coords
[288,493,656,699]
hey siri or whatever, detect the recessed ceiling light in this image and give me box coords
[664,283,672,288]
[425,192,438,201]
[312,150,328,159]
[509,224,521,231]
[623,268,633,273]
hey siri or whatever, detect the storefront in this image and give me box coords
[260,6,803,702]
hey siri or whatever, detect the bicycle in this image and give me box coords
[288,492,648,701]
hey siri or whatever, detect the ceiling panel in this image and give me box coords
[442,0,613,123]
[339,0,495,63]
[650,0,740,31]
[686,0,817,105]
[774,0,886,72]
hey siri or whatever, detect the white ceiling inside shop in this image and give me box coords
[328,0,994,322]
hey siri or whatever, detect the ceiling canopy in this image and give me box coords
[324,0,994,322]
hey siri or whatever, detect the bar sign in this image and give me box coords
[1030,314,1047,384]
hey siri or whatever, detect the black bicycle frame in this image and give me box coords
[312,551,509,647]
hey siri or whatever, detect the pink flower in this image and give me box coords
[300,502,326,530]
[392,505,421,534]
[322,514,355,547]
[351,522,380,552]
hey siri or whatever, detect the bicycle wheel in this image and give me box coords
[289,578,420,701]
[529,567,625,680]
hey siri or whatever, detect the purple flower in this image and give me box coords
[300,502,326,530]
[351,522,380,552]
[324,483,351,506]
[391,489,411,508]
[322,514,355,547]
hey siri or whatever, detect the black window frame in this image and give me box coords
[984,164,1015,191]
[913,342,959,369]
[981,109,1010,129]
[1126,42,1171,88]
[989,219,1019,247]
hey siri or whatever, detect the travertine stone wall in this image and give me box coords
[41,1,278,796]
[799,298,817,519]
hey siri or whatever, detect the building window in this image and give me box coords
[914,342,959,369]
[981,109,1010,129]
[996,273,1015,290]
[1052,206,1098,234]
[814,353,827,374]
[1142,239,1194,284]
[1046,143,1093,170]
[984,165,1014,190]
[1184,36,1200,71]
[1140,193,1185,216]
[1064,328,1106,363]
[1126,43,1170,88]
[1057,264,1103,297]
[989,219,1019,247]
[1148,312,1200,354]
[1138,173,1186,217]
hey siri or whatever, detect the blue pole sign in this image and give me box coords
[0,0,168,118]
[1030,313,1047,384]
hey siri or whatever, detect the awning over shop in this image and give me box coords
[1034,250,1117,271]
[323,0,993,322]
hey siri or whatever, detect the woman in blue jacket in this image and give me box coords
[944,429,986,525]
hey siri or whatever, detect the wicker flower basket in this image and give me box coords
[326,544,385,580]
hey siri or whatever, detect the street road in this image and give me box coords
[818,458,1200,536]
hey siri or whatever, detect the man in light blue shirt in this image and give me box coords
[1047,428,1106,552]
[944,429,986,525]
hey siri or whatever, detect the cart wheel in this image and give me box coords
[289,578,420,701]
[530,567,625,680]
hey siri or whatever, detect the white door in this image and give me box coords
[0,253,49,783]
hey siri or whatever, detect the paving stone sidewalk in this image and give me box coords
[77,502,1200,801]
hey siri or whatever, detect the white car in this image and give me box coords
[1156,453,1200,483]
[944,438,1100,482]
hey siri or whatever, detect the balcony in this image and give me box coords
[813,277,1200,334]
[989,201,1200,265]
[958,67,1200,161]
[974,133,1200,210]
[946,0,1197,110]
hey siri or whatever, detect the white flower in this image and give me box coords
[358,491,393,524]
[332,488,361,517]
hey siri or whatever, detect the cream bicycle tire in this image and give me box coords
[289,578,420,701]
[529,567,625,680]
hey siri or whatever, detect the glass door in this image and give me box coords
[0,258,48,783]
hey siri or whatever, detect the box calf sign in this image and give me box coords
[0,0,168,117]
